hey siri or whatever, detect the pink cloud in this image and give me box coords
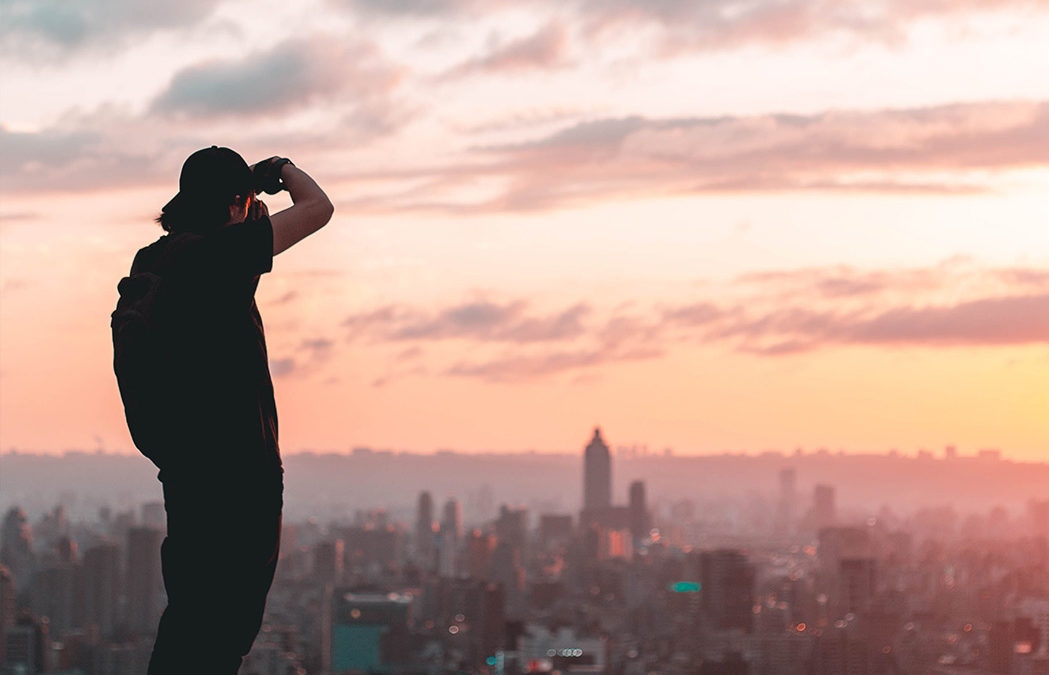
[440,21,571,79]
[326,100,1049,214]
[331,261,1049,381]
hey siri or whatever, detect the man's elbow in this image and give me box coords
[313,198,334,229]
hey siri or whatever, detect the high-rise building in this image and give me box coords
[0,507,34,594]
[433,578,506,664]
[442,499,463,543]
[0,565,15,665]
[31,559,79,635]
[812,484,836,531]
[415,492,435,571]
[818,526,873,619]
[140,502,166,530]
[439,499,463,577]
[489,541,524,618]
[583,427,611,512]
[324,590,415,673]
[126,526,164,635]
[538,514,573,551]
[494,506,528,555]
[465,530,494,581]
[778,468,797,536]
[4,615,47,675]
[82,541,121,637]
[340,525,401,574]
[701,549,755,633]
[838,557,877,616]
[313,539,345,585]
[628,480,649,543]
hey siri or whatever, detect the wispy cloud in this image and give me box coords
[444,345,663,382]
[0,36,409,194]
[340,0,479,18]
[333,260,1049,381]
[699,260,1049,353]
[327,100,1049,214]
[151,37,405,119]
[0,0,225,58]
[342,300,590,342]
[338,0,1049,49]
[719,293,1049,354]
[335,0,1049,59]
[269,337,337,379]
[269,357,296,378]
[440,21,571,79]
[589,0,1049,53]
[0,117,167,193]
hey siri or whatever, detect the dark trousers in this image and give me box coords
[148,470,283,674]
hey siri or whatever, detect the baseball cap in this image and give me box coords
[163,146,253,213]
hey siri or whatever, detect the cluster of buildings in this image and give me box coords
[1,428,1048,674]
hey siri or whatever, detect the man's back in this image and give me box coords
[127,218,280,477]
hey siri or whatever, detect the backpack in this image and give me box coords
[111,253,173,463]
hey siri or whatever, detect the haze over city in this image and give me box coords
[2,429,1049,672]
[2,0,1049,459]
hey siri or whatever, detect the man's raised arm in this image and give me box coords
[267,162,334,256]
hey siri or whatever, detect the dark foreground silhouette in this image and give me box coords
[113,147,332,673]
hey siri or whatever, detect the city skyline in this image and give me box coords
[2,0,1049,459]
[2,425,1048,673]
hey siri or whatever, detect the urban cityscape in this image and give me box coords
[1,429,1048,674]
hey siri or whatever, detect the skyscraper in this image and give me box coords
[126,526,164,635]
[813,484,836,531]
[83,541,121,637]
[778,468,797,536]
[583,427,611,511]
[415,492,435,571]
[442,499,463,543]
[628,480,649,543]
[439,499,463,577]
[0,564,15,665]
[313,539,345,585]
[0,507,34,594]
[701,549,756,633]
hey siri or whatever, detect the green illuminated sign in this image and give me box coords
[668,581,701,592]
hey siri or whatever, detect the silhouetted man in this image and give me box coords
[113,147,333,673]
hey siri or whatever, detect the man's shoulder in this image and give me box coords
[131,233,199,274]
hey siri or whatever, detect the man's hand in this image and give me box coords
[251,157,292,195]
[247,197,269,222]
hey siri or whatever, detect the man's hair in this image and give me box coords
[157,146,253,234]
[156,195,244,234]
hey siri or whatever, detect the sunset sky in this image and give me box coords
[1,0,1048,459]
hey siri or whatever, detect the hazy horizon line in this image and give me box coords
[2,445,1043,465]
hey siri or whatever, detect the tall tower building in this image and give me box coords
[415,492,435,571]
[813,484,837,531]
[0,564,16,665]
[442,499,463,542]
[0,507,34,594]
[701,549,756,633]
[439,499,463,577]
[628,481,649,543]
[777,468,797,536]
[313,539,345,585]
[583,427,612,511]
[83,541,121,637]
[126,526,165,635]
